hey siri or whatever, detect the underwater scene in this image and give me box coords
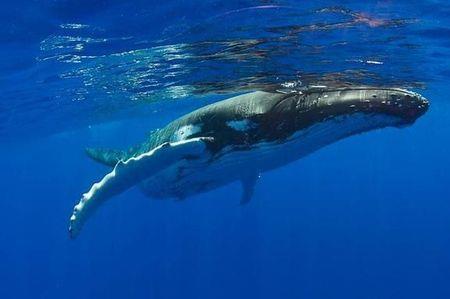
[1,0,450,298]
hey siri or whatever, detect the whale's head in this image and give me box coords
[265,87,428,142]
[386,88,429,123]
[332,87,429,125]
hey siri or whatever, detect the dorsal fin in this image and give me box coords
[85,148,128,167]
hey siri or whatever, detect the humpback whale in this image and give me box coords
[69,86,428,238]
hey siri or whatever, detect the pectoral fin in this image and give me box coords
[69,137,213,238]
[240,174,259,205]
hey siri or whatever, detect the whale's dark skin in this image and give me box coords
[71,86,429,238]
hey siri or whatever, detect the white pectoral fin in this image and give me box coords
[240,174,259,205]
[68,137,213,238]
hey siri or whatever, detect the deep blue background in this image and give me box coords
[1,1,450,298]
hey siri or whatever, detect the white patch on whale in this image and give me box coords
[226,119,255,132]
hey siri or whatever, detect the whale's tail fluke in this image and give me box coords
[85,147,128,167]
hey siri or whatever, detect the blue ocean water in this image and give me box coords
[1,1,450,298]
